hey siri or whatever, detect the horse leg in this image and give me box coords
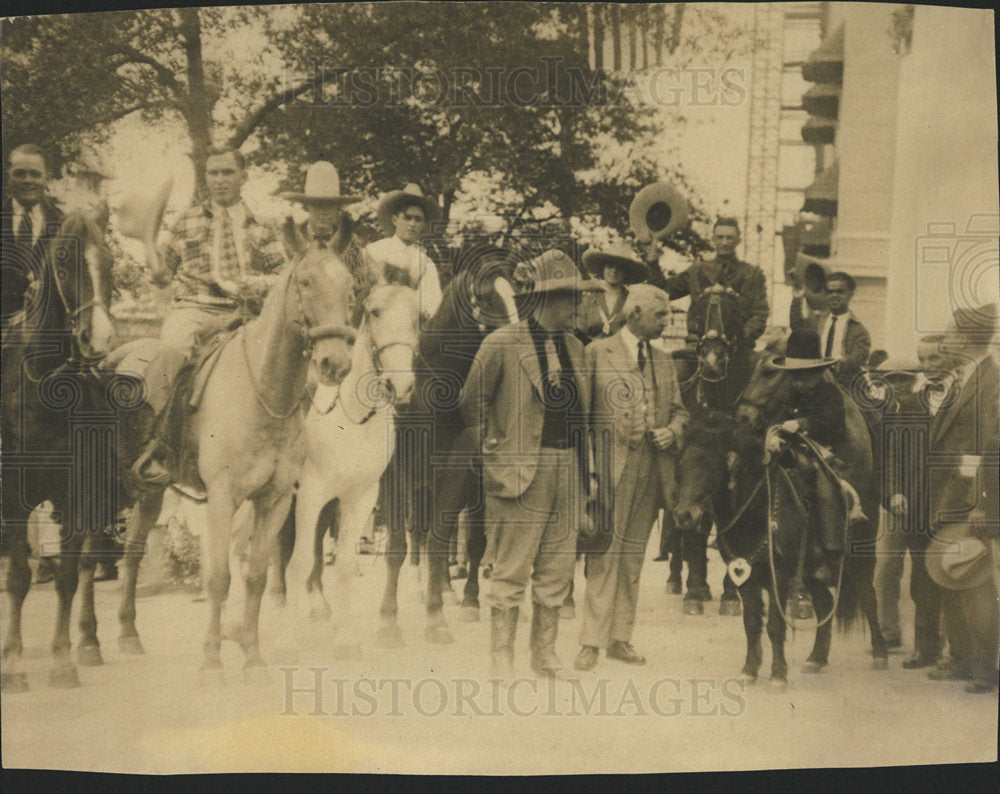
[460,467,486,620]
[766,574,789,688]
[328,484,379,658]
[292,475,333,624]
[377,510,408,648]
[683,526,709,615]
[200,487,234,679]
[803,580,833,673]
[49,535,83,688]
[424,508,455,646]
[1,520,32,693]
[117,489,163,655]
[856,570,889,669]
[720,571,742,616]
[269,495,295,610]
[739,582,764,684]
[77,531,103,666]
[667,529,683,594]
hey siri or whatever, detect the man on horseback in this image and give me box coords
[765,328,866,585]
[133,146,287,484]
[365,183,443,322]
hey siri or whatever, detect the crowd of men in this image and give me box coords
[2,144,997,694]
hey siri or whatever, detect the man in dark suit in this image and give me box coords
[790,271,871,392]
[460,249,600,679]
[2,144,64,329]
[926,305,1000,693]
[575,284,688,671]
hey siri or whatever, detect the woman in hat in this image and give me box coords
[280,161,372,324]
[578,241,649,340]
[364,183,443,321]
[766,328,864,584]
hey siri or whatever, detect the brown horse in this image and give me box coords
[1,206,122,692]
[112,241,355,682]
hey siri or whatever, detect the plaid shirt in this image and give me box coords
[161,200,286,304]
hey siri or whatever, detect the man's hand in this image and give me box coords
[889,493,908,516]
[649,428,676,450]
[780,420,801,435]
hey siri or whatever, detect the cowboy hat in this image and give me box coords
[770,328,837,371]
[629,181,689,242]
[582,241,649,285]
[943,302,1000,354]
[514,249,602,296]
[376,183,440,234]
[926,523,994,590]
[280,161,361,204]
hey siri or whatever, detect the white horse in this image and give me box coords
[278,284,419,658]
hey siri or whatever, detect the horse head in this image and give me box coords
[44,207,116,360]
[291,239,356,386]
[452,242,518,334]
[359,283,420,406]
[693,290,737,382]
[674,412,736,532]
[735,351,791,431]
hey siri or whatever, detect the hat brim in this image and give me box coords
[926,524,993,590]
[769,354,837,371]
[377,191,440,234]
[516,278,604,296]
[280,191,361,205]
[582,252,649,285]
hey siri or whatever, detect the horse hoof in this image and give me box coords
[331,644,363,661]
[118,636,145,655]
[719,600,742,617]
[77,645,104,667]
[802,661,827,674]
[559,604,576,620]
[49,666,81,689]
[768,677,788,691]
[309,605,333,622]
[666,581,682,595]
[425,624,454,645]
[0,672,29,693]
[243,664,270,686]
[683,599,704,616]
[872,657,889,671]
[376,624,405,648]
[458,605,481,623]
[442,589,460,606]
[739,670,758,685]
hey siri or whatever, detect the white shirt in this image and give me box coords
[365,235,442,320]
[819,311,851,360]
[211,201,250,279]
[11,198,44,246]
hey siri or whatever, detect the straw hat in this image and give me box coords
[926,523,994,590]
[516,249,602,295]
[770,328,837,371]
[582,241,649,285]
[376,183,440,234]
[280,161,360,204]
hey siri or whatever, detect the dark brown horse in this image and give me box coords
[1,205,132,691]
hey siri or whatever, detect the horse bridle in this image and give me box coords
[50,242,111,362]
[695,290,735,383]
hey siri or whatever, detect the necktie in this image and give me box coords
[18,210,34,247]
[637,339,647,372]
[824,315,837,358]
[216,209,241,282]
[544,335,562,388]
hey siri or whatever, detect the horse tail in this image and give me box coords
[836,513,878,631]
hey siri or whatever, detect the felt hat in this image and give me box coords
[280,161,361,204]
[376,183,440,234]
[770,328,837,371]
[582,241,649,285]
[926,523,994,590]
[516,249,602,295]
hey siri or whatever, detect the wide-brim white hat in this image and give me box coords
[376,183,440,234]
[280,161,361,204]
[582,241,649,285]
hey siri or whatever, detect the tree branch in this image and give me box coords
[110,43,186,99]
[227,76,323,149]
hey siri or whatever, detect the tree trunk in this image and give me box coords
[654,5,665,67]
[628,9,637,71]
[593,5,604,71]
[610,5,621,72]
[640,8,649,70]
[178,8,213,199]
[669,3,686,55]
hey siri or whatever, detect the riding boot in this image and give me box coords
[489,606,518,679]
[530,603,564,679]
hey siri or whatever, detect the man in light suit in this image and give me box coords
[575,284,689,670]
[790,270,871,392]
[460,249,600,679]
[2,144,64,330]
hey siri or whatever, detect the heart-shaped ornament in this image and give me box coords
[728,557,751,586]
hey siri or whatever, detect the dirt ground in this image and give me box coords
[2,541,997,774]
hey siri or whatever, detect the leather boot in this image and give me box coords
[530,603,564,679]
[489,606,518,680]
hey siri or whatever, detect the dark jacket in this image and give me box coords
[2,197,64,327]
[790,296,871,388]
[658,257,769,347]
[787,379,847,452]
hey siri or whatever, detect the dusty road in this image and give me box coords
[2,544,997,774]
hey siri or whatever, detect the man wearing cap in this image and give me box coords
[280,161,373,325]
[575,284,688,671]
[765,328,865,584]
[577,241,649,341]
[459,249,600,679]
[133,146,286,484]
[925,304,999,693]
[790,271,871,392]
[654,218,768,364]
[365,184,442,322]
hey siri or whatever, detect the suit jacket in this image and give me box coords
[2,197,64,325]
[459,320,591,499]
[928,355,1000,533]
[586,330,689,499]
[790,296,871,384]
